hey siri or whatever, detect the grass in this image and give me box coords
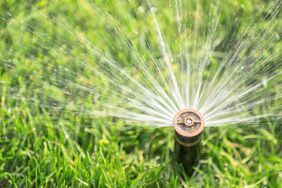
[0,0,282,187]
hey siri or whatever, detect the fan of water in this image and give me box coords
[1,0,281,128]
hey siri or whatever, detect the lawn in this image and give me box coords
[0,0,281,187]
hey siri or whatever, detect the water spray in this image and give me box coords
[173,109,205,175]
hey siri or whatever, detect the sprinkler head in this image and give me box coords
[173,109,205,147]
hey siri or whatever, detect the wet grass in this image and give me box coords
[0,0,282,187]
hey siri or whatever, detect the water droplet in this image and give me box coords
[150,7,157,13]
[262,78,268,87]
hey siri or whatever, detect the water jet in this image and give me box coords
[173,109,205,175]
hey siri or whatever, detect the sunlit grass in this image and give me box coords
[0,0,281,187]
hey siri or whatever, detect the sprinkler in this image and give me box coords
[173,108,205,175]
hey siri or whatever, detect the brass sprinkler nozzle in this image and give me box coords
[173,108,205,147]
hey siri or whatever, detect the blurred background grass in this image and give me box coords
[0,0,281,187]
